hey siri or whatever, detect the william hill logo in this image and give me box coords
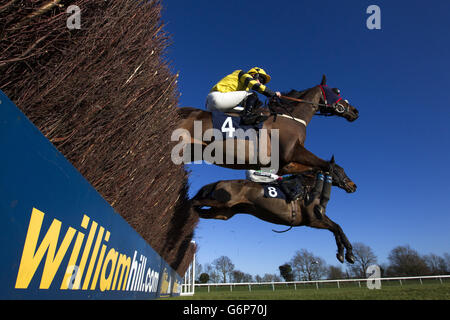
[15,208,160,293]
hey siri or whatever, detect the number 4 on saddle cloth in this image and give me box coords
[211,111,264,140]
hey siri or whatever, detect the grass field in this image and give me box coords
[171,281,450,300]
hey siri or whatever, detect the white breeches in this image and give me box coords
[245,169,280,183]
[206,91,253,112]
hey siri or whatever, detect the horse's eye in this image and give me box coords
[332,88,340,95]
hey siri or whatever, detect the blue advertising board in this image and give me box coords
[0,90,181,299]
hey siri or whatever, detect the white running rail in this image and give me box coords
[195,274,450,292]
[180,243,196,296]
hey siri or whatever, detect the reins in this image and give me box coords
[279,95,328,108]
[277,90,347,121]
[270,95,319,126]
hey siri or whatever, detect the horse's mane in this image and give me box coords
[276,87,313,107]
[281,88,309,98]
[260,87,316,116]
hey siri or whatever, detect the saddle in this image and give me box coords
[262,176,305,203]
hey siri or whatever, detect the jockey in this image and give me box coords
[206,67,281,125]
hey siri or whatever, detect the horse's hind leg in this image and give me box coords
[192,198,223,208]
[285,144,331,173]
[194,206,235,221]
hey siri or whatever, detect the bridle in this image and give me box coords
[327,162,352,190]
[276,85,351,122]
[317,85,351,116]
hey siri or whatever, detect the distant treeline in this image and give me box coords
[196,244,450,283]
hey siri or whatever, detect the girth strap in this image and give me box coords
[271,201,297,233]
[278,114,307,127]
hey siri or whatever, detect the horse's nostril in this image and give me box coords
[346,182,357,193]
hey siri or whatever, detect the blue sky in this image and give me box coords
[162,0,450,276]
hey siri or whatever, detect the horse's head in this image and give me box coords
[318,75,359,122]
[328,155,357,193]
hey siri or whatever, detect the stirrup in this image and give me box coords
[252,112,268,123]
[240,115,257,125]
[241,113,266,125]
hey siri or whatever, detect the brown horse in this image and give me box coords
[189,158,356,264]
[175,75,359,192]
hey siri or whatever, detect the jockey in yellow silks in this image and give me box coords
[206,67,281,125]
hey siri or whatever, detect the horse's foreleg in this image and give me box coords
[320,216,354,264]
[334,222,354,264]
[308,216,351,264]
[284,144,330,173]
[279,162,313,175]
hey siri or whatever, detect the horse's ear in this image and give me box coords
[330,155,335,163]
[321,74,327,85]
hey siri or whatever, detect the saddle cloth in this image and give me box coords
[211,111,263,140]
[262,183,287,200]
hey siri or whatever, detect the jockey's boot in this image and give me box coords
[314,173,332,220]
[306,172,324,206]
[240,94,268,125]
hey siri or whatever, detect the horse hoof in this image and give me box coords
[345,253,355,264]
[336,253,345,263]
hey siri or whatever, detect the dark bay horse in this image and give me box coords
[175,75,359,190]
[189,158,356,264]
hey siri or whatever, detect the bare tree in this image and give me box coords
[262,273,281,282]
[195,256,202,280]
[242,273,253,283]
[424,254,448,275]
[231,270,253,283]
[212,256,235,283]
[204,263,220,283]
[387,245,430,276]
[232,270,244,283]
[290,249,327,281]
[443,253,450,272]
[346,242,377,278]
[327,265,345,280]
